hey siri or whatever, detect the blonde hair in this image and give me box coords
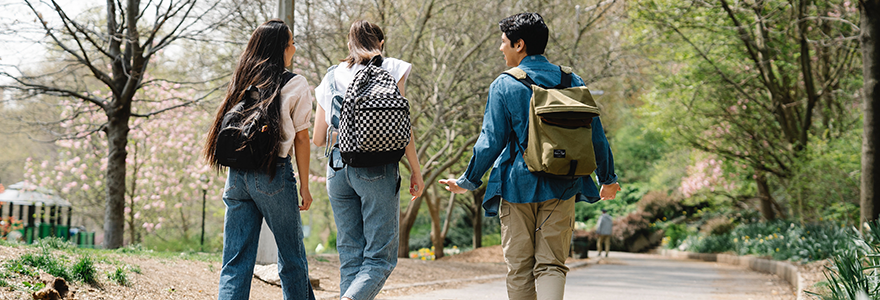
[343,20,385,67]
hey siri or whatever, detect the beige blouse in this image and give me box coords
[278,75,314,158]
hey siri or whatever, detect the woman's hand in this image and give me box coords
[409,172,424,201]
[299,186,313,211]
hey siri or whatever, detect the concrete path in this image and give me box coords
[381,252,794,300]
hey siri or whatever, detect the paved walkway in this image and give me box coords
[381,252,794,300]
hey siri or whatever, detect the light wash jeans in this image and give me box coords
[326,151,401,300]
[218,157,315,300]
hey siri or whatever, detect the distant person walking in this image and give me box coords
[439,12,621,300]
[595,209,613,258]
[203,19,316,300]
[312,20,424,300]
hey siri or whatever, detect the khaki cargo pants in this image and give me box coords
[500,196,575,300]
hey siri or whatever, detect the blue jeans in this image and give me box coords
[218,158,315,300]
[326,156,401,300]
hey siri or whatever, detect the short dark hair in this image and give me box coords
[498,12,548,55]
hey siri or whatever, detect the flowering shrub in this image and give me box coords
[410,247,436,261]
[22,81,225,245]
[0,216,24,240]
[682,220,853,263]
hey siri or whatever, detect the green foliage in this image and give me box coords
[785,133,861,225]
[611,121,670,183]
[36,237,74,250]
[576,182,647,229]
[681,220,853,262]
[328,229,337,251]
[71,256,97,284]
[21,281,45,292]
[807,221,880,299]
[14,249,71,280]
[662,223,689,249]
[481,233,501,247]
[4,258,37,278]
[128,264,142,274]
[115,244,150,254]
[107,266,129,286]
[684,234,734,253]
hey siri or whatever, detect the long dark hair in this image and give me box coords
[204,19,291,175]
[342,20,385,67]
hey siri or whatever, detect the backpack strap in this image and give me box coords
[504,67,538,88]
[323,66,340,158]
[554,66,573,89]
[504,66,575,89]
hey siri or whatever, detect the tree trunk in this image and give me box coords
[399,196,423,258]
[103,107,130,249]
[472,187,485,249]
[861,0,880,228]
[439,192,456,246]
[756,170,777,221]
[425,190,444,259]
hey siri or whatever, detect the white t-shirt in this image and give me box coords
[314,57,412,122]
[279,75,314,157]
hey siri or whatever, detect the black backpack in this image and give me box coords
[337,56,411,167]
[215,72,296,170]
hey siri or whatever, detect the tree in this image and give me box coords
[21,83,225,246]
[0,0,231,248]
[861,0,880,226]
[638,0,862,220]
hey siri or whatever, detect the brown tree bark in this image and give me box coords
[861,0,880,227]
[756,170,777,221]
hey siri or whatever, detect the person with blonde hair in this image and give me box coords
[313,20,424,300]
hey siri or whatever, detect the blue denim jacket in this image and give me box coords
[456,55,618,217]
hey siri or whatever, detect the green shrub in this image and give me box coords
[808,220,880,299]
[680,220,854,263]
[4,259,37,278]
[36,237,74,250]
[481,233,501,247]
[684,234,733,253]
[662,223,689,249]
[71,256,97,284]
[128,264,142,274]
[785,134,860,225]
[107,266,129,286]
[115,244,150,254]
[16,250,70,280]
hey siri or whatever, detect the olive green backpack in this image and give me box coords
[504,66,601,179]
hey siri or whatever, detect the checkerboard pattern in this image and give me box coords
[338,62,411,155]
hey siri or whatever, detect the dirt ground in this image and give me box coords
[0,244,511,300]
[0,243,829,300]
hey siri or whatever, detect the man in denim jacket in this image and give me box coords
[439,12,621,300]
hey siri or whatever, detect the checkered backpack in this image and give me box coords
[337,56,411,167]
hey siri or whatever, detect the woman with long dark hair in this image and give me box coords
[204,19,315,300]
[312,20,424,300]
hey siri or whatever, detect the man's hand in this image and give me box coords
[438,179,467,194]
[300,188,313,211]
[599,183,621,200]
